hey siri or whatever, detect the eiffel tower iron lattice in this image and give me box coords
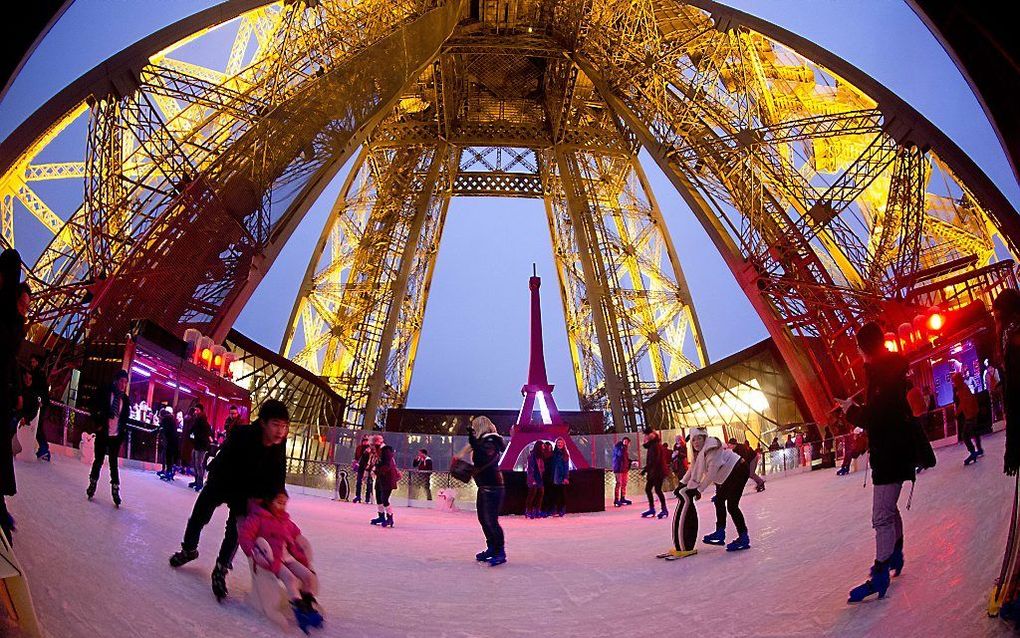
[1,0,1017,432]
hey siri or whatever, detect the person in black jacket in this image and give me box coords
[640,430,669,519]
[994,289,1020,477]
[87,369,130,506]
[188,403,212,491]
[840,321,921,603]
[352,435,370,504]
[28,355,50,461]
[169,399,290,601]
[157,403,179,481]
[412,448,433,500]
[467,416,507,566]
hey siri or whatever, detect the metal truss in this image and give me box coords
[3,0,1018,431]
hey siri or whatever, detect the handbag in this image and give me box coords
[449,457,475,484]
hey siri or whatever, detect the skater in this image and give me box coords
[1,252,27,543]
[370,437,399,528]
[839,321,932,603]
[28,355,50,461]
[467,416,507,565]
[549,437,570,517]
[670,435,689,485]
[611,436,632,507]
[952,372,983,465]
[364,434,383,505]
[87,369,129,506]
[525,442,545,518]
[682,428,750,551]
[836,428,868,476]
[239,489,323,633]
[168,399,290,601]
[14,368,40,453]
[640,430,669,519]
[188,404,212,490]
[995,289,1020,477]
[222,404,245,438]
[158,404,179,481]
[729,438,765,492]
[412,448,433,501]
[352,435,370,503]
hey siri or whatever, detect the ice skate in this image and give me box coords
[619,498,632,506]
[726,534,751,551]
[382,513,394,528]
[168,548,199,567]
[211,561,229,601]
[656,508,669,519]
[291,599,320,634]
[663,548,698,561]
[487,550,507,566]
[836,466,849,476]
[977,448,985,457]
[888,539,904,576]
[755,483,766,493]
[476,548,493,562]
[640,508,656,518]
[370,513,386,525]
[36,450,50,462]
[847,561,890,603]
[702,528,726,546]
[964,451,979,466]
[613,499,621,507]
[86,478,97,500]
[111,483,121,507]
[352,496,361,503]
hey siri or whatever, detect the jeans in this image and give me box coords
[960,417,983,454]
[614,471,629,501]
[181,481,246,567]
[477,486,505,553]
[645,476,666,511]
[34,407,49,455]
[355,467,366,500]
[872,482,904,562]
[192,449,207,486]
[90,433,123,485]
[714,461,749,536]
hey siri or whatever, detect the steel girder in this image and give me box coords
[3,0,1018,431]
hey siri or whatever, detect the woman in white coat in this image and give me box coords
[680,427,751,552]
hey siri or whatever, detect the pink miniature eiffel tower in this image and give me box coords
[499,266,589,470]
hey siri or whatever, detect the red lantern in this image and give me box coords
[883,332,899,352]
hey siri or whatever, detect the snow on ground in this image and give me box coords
[6,433,1017,638]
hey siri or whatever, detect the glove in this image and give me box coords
[672,482,686,498]
[686,488,701,500]
[639,468,647,476]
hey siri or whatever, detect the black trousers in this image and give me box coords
[35,404,49,454]
[645,475,666,510]
[0,496,11,544]
[715,461,750,536]
[355,467,366,500]
[477,486,505,553]
[90,433,123,485]
[162,437,179,474]
[549,484,566,511]
[375,483,393,508]
[960,417,983,453]
[181,481,246,567]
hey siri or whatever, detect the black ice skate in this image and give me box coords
[111,483,121,507]
[211,561,229,601]
[169,548,199,567]
[86,478,97,500]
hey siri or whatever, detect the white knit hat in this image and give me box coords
[689,427,709,439]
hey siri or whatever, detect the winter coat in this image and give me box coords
[0,310,24,496]
[413,455,433,473]
[611,441,631,473]
[551,448,570,485]
[91,382,129,439]
[642,439,668,482]
[732,441,756,465]
[1002,319,1020,474]
[207,419,287,502]
[954,384,979,421]
[526,450,545,488]
[353,442,370,470]
[846,351,920,485]
[374,445,400,491]
[680,436,740,492]
[238,504,310,575]
[469,430,505,487]
[223,415,246,437]
[189,415,212,452]
[159,412,178,446]
[671,443,689,476]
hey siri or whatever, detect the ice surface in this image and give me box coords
[6,433,1017,637]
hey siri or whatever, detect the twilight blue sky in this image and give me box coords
[2,1,1017,411]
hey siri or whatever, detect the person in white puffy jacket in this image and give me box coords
[679,427,752,551]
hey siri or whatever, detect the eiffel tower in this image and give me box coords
[1,0,1016,433]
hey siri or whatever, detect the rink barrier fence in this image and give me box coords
[37,401,989,510]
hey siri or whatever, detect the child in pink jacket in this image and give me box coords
[239,489,322,631]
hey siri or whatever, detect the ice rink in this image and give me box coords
[6,433,1017,637]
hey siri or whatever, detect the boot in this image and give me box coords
[169,547,199,567]
[211,561,229,601]
[726,533,751,551]
[487,550,507,566]
[557,506,566,517]
[111,483,121,507]
[641,508,656,518]
[888,538,904,577]
[86,478,97,500]
[703,528,726,545]
[847,560,890,603]
[382,513,394,528]
[370,512,386,525]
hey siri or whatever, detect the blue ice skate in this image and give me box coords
[725,534,750,551]
[702,528,726,546]
[847,561,890,603]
